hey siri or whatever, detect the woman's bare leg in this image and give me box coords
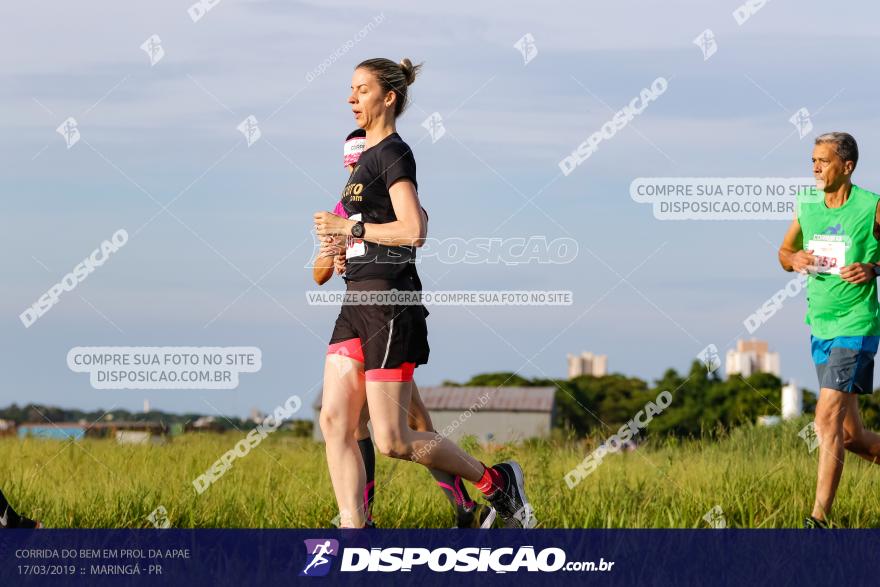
[408,382,483,522]
[407,381,433,432]
[354,400,376,524]
[366,380,484,481]
[319,354,367,528]
[356,403,372,439]
[366,379,535,528]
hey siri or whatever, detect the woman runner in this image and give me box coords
[313,129,495,528]
[313,57,534,529]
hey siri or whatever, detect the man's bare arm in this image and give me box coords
[778,216,815,272]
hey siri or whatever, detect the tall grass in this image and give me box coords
[1,417,878,528]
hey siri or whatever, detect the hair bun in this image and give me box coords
[399,58,422,86]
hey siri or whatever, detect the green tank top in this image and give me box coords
[797,184,880,338]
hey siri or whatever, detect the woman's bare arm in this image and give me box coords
[313,236,343,285]
[314,179,426,247]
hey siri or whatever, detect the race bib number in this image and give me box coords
[346,213,365,259]
[807,237,846,275]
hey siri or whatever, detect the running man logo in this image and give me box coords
[300,539,339,577]
[140,35,165,67]
[697,344,721,374]
[702,505,727,529]
[237,115,261,147]
[799,422,820,453]
[332,346,354,379]
[422,112,446,143]
[789,108,813,139]
[692,29,717,61]
[146,505,171,529]
[56,117,80,149]
[513,33,538,65]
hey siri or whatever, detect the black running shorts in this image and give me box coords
[328,278,429,381]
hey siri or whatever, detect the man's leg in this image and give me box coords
[842,397,880,463]
[811,388,852,522]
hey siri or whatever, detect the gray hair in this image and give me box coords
[815,132,859,170]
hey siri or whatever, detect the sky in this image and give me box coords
[3,0,880,420]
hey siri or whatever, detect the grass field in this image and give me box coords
[2,417,880,529]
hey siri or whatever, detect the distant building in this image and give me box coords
[17,421,167,443]
[18,423,86,441]
[726,339,780,378]
[567,352,608,378]
[312,386,556,444]
[94,421,167,444]
[782,380,802,420]
[188,416,223,433]
[755,380,804,426]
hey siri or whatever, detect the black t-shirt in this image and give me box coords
[341,133,419,282]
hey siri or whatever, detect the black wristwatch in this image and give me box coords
[351,221,365,238]
[872,263,880,278]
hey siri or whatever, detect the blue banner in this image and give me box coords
[0,529,872,586]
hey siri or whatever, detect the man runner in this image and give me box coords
[778,131,880,528]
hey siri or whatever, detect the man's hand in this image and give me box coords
[333,254,346,275]
[790,249,817,273]
[314,211,354,237]
[841,263,876,284]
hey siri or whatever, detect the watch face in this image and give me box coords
[352,222,364,238]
